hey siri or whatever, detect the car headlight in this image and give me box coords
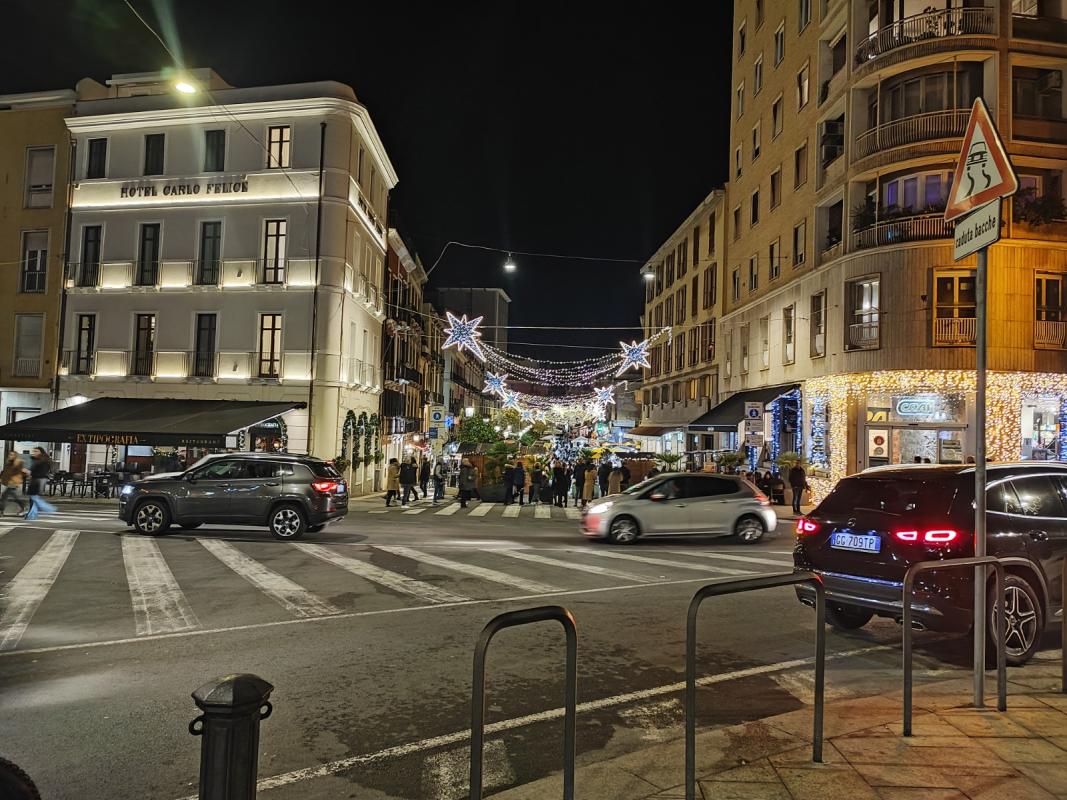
[120,484,134,496]
[588,501,613,515]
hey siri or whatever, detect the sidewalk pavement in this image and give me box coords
[493,666,1067,799]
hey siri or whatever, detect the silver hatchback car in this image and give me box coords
[580,473,777,544]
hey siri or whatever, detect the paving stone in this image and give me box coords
[767,740,848,767]
[946,771,1057,799]
[880,718,972,738]
[851,763,958,788]
[700,761,780,783]
[1015,763,1067,795]
[1004,709,1067,736]
[697,780,791,799]
[939,711,1034,737]
[1035,695,1067,712]
[833,736,1008,768]
[775,765,881,800]
[1048,737,1067,752]
[874,789,967,800]
[979,737,1067,764]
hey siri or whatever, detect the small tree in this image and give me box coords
[774,451,804,471]
[718,451,743,473]
[657,452,685,470]
[458,415,500,445]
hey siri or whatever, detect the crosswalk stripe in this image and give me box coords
[534,504,551,519]
[368,510,389,514]
[0,530,79,650]
[435,503,461,516]
[123,536,199,636]
[502,504,521,518]
[199,540,340,618]
[565,508,581,520]
[676,551,794,569]
[375,545,559,594]
[293,543,470,604]
[0,526,13,539]
[403,508,426,515]
[576,549,754,575]
[468,503,495,517]
[494,548,654,583]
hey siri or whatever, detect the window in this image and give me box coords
[740,325,750,372]
[881,170,954,213]
[810,292,826,357]
[13,315,43,377]
[132,313,156,376]
[774,22,785,66]
[143,134,164,176]
[691,275,699,316]
[665,295,674,326]
[708,213,716,255]
[677,286,687,323]
[1010,476,1065,517]
[703,265,717,309]
[19,231,47,293]
[1013,0,1038,13]
[846,276,880,350]
[770,168,782,208]
[666,253,675,287]
[688,332,699,368]
[198,222,222,285]
[137,223,160,286]
[783,305,795,364]
[262,220,287,283]
[759,317,770,368]
[79,225,102,287]
[748,254,759,291]
[692,225,701,264]
[357,145,365,186]
[736,83,745,118]
[797,63,810,109]
[772,95,784,137]
[193,313,217,378]
[750,189,760,226]
[754,55,764,94]
[752,120,761,160]
[738,21,746,57]
[755,0,764,27]
[1036,273,1063,322]
[73,314,95,375]
[725,331,733,376]
[1013,67,1064,121]
[799,0,811,31]
[933,270,977,344]
[732,267,741,301]
[735,145,743,178]
[24,147,55,207]
[793,219,807,266]
[794,142,808,188]
[769,238,781,280]
[86,138,107,179]
[267,125,292,169]
[258,314,283,378]
[204,129,226,172]
[733,206,742,240]
[674,333,685,371]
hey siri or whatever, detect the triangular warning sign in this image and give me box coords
[944,98,1018,222]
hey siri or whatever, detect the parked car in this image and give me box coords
[119,452,348,539]
[794,463,1067,665]
[581,472,776,544]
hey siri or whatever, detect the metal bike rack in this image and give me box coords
[903,556,1006,736]
[686,572,826,800]
[470,605,578,800]
[1062,556,1066,694]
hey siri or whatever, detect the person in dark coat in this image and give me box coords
[620,463,631,489]
[503,463,516,505]
[458,458,478,508]
[399,457,418,507]
[418,458,431,499]
[552,462,566,507]
[573,460,588,502]
[597,461,611,497]
[530,464,543,504]
[512,460,526,506]
[788,464,808,514]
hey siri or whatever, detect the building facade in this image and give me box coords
[634,189,727,461]
[0,89,75,457]
[58,69,395,492]
[723,0,1067,495]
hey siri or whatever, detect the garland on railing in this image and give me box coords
[340,410,358,462]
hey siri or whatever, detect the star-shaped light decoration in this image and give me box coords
[519,408,534,422]
[442,312,486,362]
[535,409,548,423]
[585,401,606,421]
[550,403,566,419]
[594,385,616,406]
[482,371,508,397]
[616,339,652,376]
[502,391,521,410]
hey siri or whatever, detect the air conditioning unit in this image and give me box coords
[823,119,845,137]
[1038,70,1063,94]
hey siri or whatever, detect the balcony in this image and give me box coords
[852,213,952,251]
[933,316,976,346]
[1013,13,1067,44]
[855,8,996,69]
[129,350,155,377]
[1035,320,1067,349]
[386,364,423,386]
[853,109,969,162]
[819,237,844,265]
[61,350,95,377]
[13,357,41,378]
[260,259,286,285]
[848,319,880,350]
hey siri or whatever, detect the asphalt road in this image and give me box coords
[0,495,1000,799]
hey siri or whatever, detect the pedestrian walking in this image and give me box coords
[24,448,56,520]
[551,461,566,507]
[540,470,551,506]
[418,458,431,499]
[581,466,595,507]
[559,466,572,507]
[597,461,611,497]
[384,458,400,507]
[788,463,808,514]
[458,458,478,508]
[0,452,27,517]
[512,459,526,506]
[503,462,516,505]
[400,457,418,507]
[608,465,623,495]
[620,462,631,489]
[573,460,588,503]
[432,460,446,505]
[530,463,543,504]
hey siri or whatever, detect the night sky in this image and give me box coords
[4,0,734,357]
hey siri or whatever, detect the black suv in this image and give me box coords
[119,453,348,540]
[794,463,1067,665]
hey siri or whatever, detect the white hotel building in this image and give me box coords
[58,69,395,491]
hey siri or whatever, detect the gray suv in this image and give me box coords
[119,453,348,540]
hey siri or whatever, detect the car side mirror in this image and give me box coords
[185,473,196,483]
[649,492,667,502]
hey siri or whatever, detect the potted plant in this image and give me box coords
[718,451,743,473]
[657,452,685,471]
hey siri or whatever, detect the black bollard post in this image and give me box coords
[189,674,274,800]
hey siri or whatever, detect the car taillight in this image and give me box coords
[796,518,819,535]
[894,528,960,545]
[311,480,340,494]
[754,491,771,506]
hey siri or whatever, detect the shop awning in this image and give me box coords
[688,384,800,431]
[0,398,307,448]
[629,425,678,437]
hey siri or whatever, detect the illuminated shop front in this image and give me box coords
[804,371,1067,500]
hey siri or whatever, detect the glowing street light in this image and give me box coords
[503,253,517,273]
[174,81,198,95]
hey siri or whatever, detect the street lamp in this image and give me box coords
[174,80,198,95]
[503,253,517,273]
[640,265,655,282]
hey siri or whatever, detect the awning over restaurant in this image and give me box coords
[628,425,678,437]
[0,398,307,448]
[688,384,800,431]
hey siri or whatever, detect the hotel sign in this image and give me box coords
[72,170,320,210]
[119,179,250,199]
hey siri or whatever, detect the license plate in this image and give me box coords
[830,532,881,553]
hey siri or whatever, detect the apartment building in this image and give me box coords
[0,89,74,456]
[722,0,1067,496]
[633,189,727,461]
[57,69,395,491]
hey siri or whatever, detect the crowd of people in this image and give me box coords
[1,448,56,519]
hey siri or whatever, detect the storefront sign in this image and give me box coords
[743,418,764,434]
[744,432,764,447]
[867,429,889,459]
[430,406,447,425]
[895,397,939,418]
[72,432,223,447]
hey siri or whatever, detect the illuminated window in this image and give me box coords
[267,125,292,169]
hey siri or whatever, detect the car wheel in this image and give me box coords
[734,515,764,544]
[133,500,171,535]
[989,574,1044,667]
[269,504,307,540]
[307,524,325,533]
[608,516,640,545]
[824,604,874,630]
[180,522,203,530]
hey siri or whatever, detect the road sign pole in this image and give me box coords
[973,245,988,708]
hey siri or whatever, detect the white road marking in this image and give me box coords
[199,540,339,618]
[185,643,893,799]
[564,507,581,520]
[534,504,551,519]
[576,549,755,575]
[435,503,461,516]
[670,551,794,569]
[375,545,559,594]
[402,508,426,515]
[502,504,521,518]
[494,548,654,583]
[0,530,79,650]
[368,510,390,514]
[468,503,496,517]
[123,536,199,636]
[293,543,469,604]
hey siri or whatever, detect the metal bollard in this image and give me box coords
[189,674,274,800]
